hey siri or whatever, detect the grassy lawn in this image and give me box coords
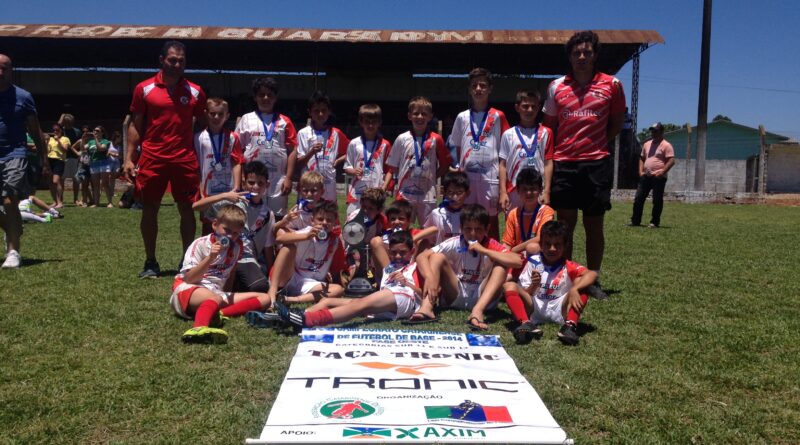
[1,195,798,444]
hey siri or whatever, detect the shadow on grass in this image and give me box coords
[19,258,63,267]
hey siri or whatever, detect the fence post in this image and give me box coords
[758,125,767,195]
[684,123,692,191]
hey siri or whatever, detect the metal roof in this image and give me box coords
[0,24,663,75]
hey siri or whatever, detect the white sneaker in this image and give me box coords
[2,250,20,268]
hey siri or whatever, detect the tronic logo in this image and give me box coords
[313,398,383,420]
[355,362,450,375]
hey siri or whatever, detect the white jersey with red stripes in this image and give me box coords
[178,233,243,291]
[432,236,508,286]
[344,136,391,204]
[519,253,587,323]
[499,125,552,193]
[387,131,447,204]
[542,72,626,162]
[194,129,244,198]
[292,227,346,281]
[423,205,461,244]
[296,126,350,202]
[234,111,297,199]
[450,108,509,182]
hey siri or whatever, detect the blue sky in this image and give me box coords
[5,0,800,139]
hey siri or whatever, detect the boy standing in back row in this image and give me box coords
[449,68,510,240]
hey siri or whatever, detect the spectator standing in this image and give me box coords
[124,41,206,278]
[46,123,69,208]
[628,122,675,228]
[88,125,113,207]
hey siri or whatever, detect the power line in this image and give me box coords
[639,75,800,95]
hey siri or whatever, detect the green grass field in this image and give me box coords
[2,195,799,444]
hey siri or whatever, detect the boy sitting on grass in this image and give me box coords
[246,201,346,328]
[503,220,596,346]
[170,204,272,344]
[273,230,423,328]
[423,171,469,244]
[369,199,436,283]
[414,204,523,329]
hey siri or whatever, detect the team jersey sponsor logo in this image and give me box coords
[342,426,487,439]
[561,109,600,119]
[180,96,189,105]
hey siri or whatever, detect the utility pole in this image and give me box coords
[684,123,692,191]
[694,0,712,191]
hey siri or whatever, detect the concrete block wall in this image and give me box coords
[663,159,747,193]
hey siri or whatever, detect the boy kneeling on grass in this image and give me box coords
[273,229,423,328]
[503,220,596,346]
[171,204,272,344]
[414,204,523,329]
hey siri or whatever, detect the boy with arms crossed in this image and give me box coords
[415,204,522,329]
[503,220,596,346]
[386,96,452,226]
[171,204,272,344]
[235,77,297,218]
[449,68,510,239]
[296,91,349,204]
[499,90,553,211]
[344,104,392,215]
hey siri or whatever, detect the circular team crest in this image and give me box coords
[180,96,189,105]
[313,398,383,420]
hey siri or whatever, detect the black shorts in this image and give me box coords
[48,158,65,176]
[551,157,612,216]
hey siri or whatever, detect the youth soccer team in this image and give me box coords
[172,34,620,347]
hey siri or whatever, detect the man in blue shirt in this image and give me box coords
[0,54,48,268]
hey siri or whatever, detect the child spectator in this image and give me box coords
[499,90,553,211]
[273,230,423,328]
[502,168,555,254]
[19,195,61,223]
[249,200,346,328]
[344,104,392,215]
[386,96,452,226]
[295,91,349,203]
[503,220,596,346]
[424,170,469,244]
[414,204,522,328]
[193,161,289,293]
[235,77,297,218]
[449,68,510,239]
[195,97,244,233]
[170,203,272,344]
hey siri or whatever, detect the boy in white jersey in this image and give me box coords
[296,91,350,203]
[449,68,510,240]
[344,104,392,215]
[424,171,469,244]
[369,199,436,284]
[499,90,553,211]
[262,200,345,310]
[234,77,298,218]
[273,230,424,329]
[415,204,523,329]
[171,204,273,344]
[193,161,294,293]
[385,96,452,226]
[503,220,596,346]
[195,98,244,234]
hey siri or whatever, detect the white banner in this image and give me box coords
[247,328,570,444]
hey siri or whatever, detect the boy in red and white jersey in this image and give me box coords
[385,96,452,226]
[369,199,436,283]
[499,90,553,211]
[235,77,297,218]
[170,204,272,344]
[344,104,392,215]
[415,204,523,329]
[423,171,469,245]
[503,220,596,346]
[448,68,510,239]
[194,98,244,234]
[273,230,424,328]
[296,91,349,203]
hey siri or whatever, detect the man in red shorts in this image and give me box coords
[124,41,207,278]
[542,30,626,299]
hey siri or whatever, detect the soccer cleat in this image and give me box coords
[648,223,659,229]
[245,311,285,329]
[513,321,543,344]
[138,259,160,278]
[43,214,53,223]
[273,301,306,330]
[2,250,21,268]
[210,311,229,328]
[586,283,609,300]
[557,323,579,346]
[181,326,229,344]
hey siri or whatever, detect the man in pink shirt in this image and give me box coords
[628,122,675,228]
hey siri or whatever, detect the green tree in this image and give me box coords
[637,123,683,142]
[712,114,732,122]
